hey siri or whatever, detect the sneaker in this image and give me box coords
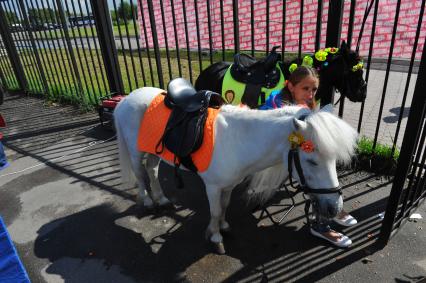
[310,228,352,248]
[333,211,357,227]
[0,161,9,171]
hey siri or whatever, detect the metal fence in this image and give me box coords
[0,0,425,245]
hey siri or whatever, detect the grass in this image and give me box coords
[31,23,137,40]
[1,46,299,111]
[355,136,400,175]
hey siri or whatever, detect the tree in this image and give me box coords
[28,8,59,24]
[117,1,137,21]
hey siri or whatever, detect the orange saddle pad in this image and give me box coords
[137,93,220,172]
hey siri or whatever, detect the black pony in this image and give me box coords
[195,41,367,107]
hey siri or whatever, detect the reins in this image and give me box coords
[286,114,342,225]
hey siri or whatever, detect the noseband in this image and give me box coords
[287,129,342,225]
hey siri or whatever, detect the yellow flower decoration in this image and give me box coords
[315,50,328,62]
[289,63,298,73]
[288,132,304,148]
[302,55,313,67]
[352,61,364,72]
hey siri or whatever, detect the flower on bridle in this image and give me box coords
[288,132,315,153]
[352,61,364,72]
[289,63,298,73]
[314,50,328,62]
[302,55,313,67]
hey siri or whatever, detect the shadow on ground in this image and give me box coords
[1,93,401,282]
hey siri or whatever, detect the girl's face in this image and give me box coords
[288,75,319,107]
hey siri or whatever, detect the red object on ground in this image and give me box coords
[101,95,125,108]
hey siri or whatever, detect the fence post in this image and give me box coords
[323,0,344,106]
[146,0,164,89]
[0,4,28,91]
[90,0,124,94]
[378,38,426,247]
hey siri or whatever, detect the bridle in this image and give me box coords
[286,116,342,225]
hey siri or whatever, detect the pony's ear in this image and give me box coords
[320,104,334,113]
[293,117,308,131]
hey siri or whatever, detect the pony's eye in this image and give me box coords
[307,159,318,166]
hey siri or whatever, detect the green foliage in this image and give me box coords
[4,11,20,24]
[117,1,137,21]
[28,8,59,24]
[356,136,399,175]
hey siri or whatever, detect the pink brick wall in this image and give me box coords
[137,0,426,59]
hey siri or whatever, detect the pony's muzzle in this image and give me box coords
[312,193,343,219]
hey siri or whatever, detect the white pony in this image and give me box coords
[114,87,358,254]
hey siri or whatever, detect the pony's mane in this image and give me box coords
[305,111,358,163]
[219,104,310,118]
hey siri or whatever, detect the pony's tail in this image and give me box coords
[246,164,288,205]
[114,113,136,186]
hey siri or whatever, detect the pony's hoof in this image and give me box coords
[212,242,226,255]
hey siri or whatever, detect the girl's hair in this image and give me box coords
[281,66,319,109]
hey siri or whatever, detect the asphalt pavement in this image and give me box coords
[0,88,425,282]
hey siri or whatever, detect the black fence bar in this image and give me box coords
[378,36,426,246]
[338,0,357,117]
[194,0,203,72]
[0,41,17,88]
[357,0,379,132]
[282,0,286,59]
[169,0,182,77]
[372,0,402,149]
[392,0,426,154]
[112,0,132,91]
[158,0,172,81]
[399,116,426,218]
[232,0,239,54]
[45,0,77,95]
[120,0,139,88]
[251,0,255,56]
[4,0,40,92]
[79,0,107,100]
[5,0,39,92]
[323,0,344,106]
[139,0,155,85]
[206,0,213,64]
[220,0,225,61]
[26,0,64,96]
[17,0,48,94]
[146,0,164,88]
[0,4,27,91]
[182,0,193,84]
[65,0,96,103]
[266,0,270,54]
[90,0,124,94]
[315,0,323,51]
[129,0,147,87]
[298,0,304,60]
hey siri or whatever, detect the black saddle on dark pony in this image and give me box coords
[156,78,225,180]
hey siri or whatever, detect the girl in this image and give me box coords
[260,66,357,247]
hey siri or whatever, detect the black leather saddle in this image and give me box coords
[156,78,225,186]
[230,46,282,108]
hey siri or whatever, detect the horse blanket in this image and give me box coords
[137,93,219,172]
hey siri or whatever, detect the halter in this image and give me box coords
[287,117,342,225]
